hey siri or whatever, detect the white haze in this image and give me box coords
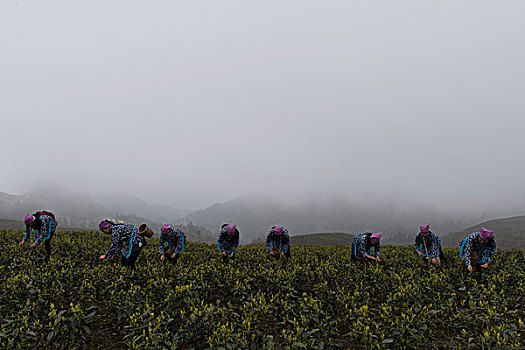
[1,1,525,214]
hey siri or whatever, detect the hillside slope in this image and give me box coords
[0,219,26,230]
[0,187,190,231]
[291,232,354,246]
[0,219,215,243]
[440,215,525,249]
[185,194,476,244]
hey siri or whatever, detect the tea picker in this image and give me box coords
[98,220,151,269]
[159,224,186,264]
[217,224,239,263]
[351,232,381,262]
[19,211,58,263]
[459,228,496,277]
[266,226,291,259]
[414,224,445,266]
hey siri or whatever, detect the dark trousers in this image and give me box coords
[351,245,374,263]
[351,244,367,262]
[420,248,446,265]
[464,261,483,272]
[417,246,446,264]
[44,235,53,262]
[165,253,180,265]
[222,253,235,263]
[121,249,142,269]
[44,239,52,258]
[41,231,54,263]
[463,263,484,284]
[462,252,485,281]
[268,248,291,260]
[438,247,446,263]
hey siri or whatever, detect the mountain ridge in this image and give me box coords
[440,215,525,249]
[0,188,191,231]
[184,194,488,243]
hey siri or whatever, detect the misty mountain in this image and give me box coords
[95,193,191,224]
[184,194,490,244]
[0,185,190,230]
[440,216,525,249]
[290,233,354,246]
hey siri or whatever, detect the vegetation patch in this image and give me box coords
[1,229,523,349]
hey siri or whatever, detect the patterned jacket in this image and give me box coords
[106,224,146,259]
[459,232,496,266]
[414,232,440,258]
[217,226,239,254]
[23,214,58,244]
[353,232,380,259]
[159,228,185,257]
[265,228,290,253]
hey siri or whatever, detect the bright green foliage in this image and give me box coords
[0,229,523,349]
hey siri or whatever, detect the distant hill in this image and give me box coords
[0,185,191,231]
[291,232,354,246]
[0,219,26,230]
[440,216,525,249]
[184,194,481,244]
[0,219,88,231]
[0,218,215,243]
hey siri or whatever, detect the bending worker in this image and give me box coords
[217,224,239,263]
[98,220,146,269]
[351,232,381,262]
[459,228,496,273]
[414,224,444,266]
[159,224,185,264]
[266,225,291,259]
[19,210,58,263]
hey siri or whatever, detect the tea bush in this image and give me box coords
[0,229,523,349]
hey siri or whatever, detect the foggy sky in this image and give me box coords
[1,1,525,210]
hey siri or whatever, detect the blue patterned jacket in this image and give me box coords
[23,214,58,244]
[265,228,290,253]
[106,224,146,259]
[414,232,440,258]
[217,226,239,254]
[353,232,380,259]
[159,228,185,256]
[459,232,496,266]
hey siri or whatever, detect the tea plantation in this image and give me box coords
[1,229,523,349]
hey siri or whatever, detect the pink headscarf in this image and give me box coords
[371,232,382,243]
[479,228,494,240]
[161,224,172,235]
[273,226,284,235]
[24,214,35,225]
[227,224,237,235]
[419,224,430,233]
[98,220,111,231]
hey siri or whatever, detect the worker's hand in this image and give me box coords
[160,255,165,261]
[431,258,437,265]
[99,254,106,260]
[418,252,423,257]
[19,240,25,247]
[481,263,488,268]
[229,253,234,258]
[171,253,176,259]
[375,257,381,262]
[280,252,284,258]
[29,243,38,249]
[467,265,473,272]
[222,251,227,256]
[269,251,275,256]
